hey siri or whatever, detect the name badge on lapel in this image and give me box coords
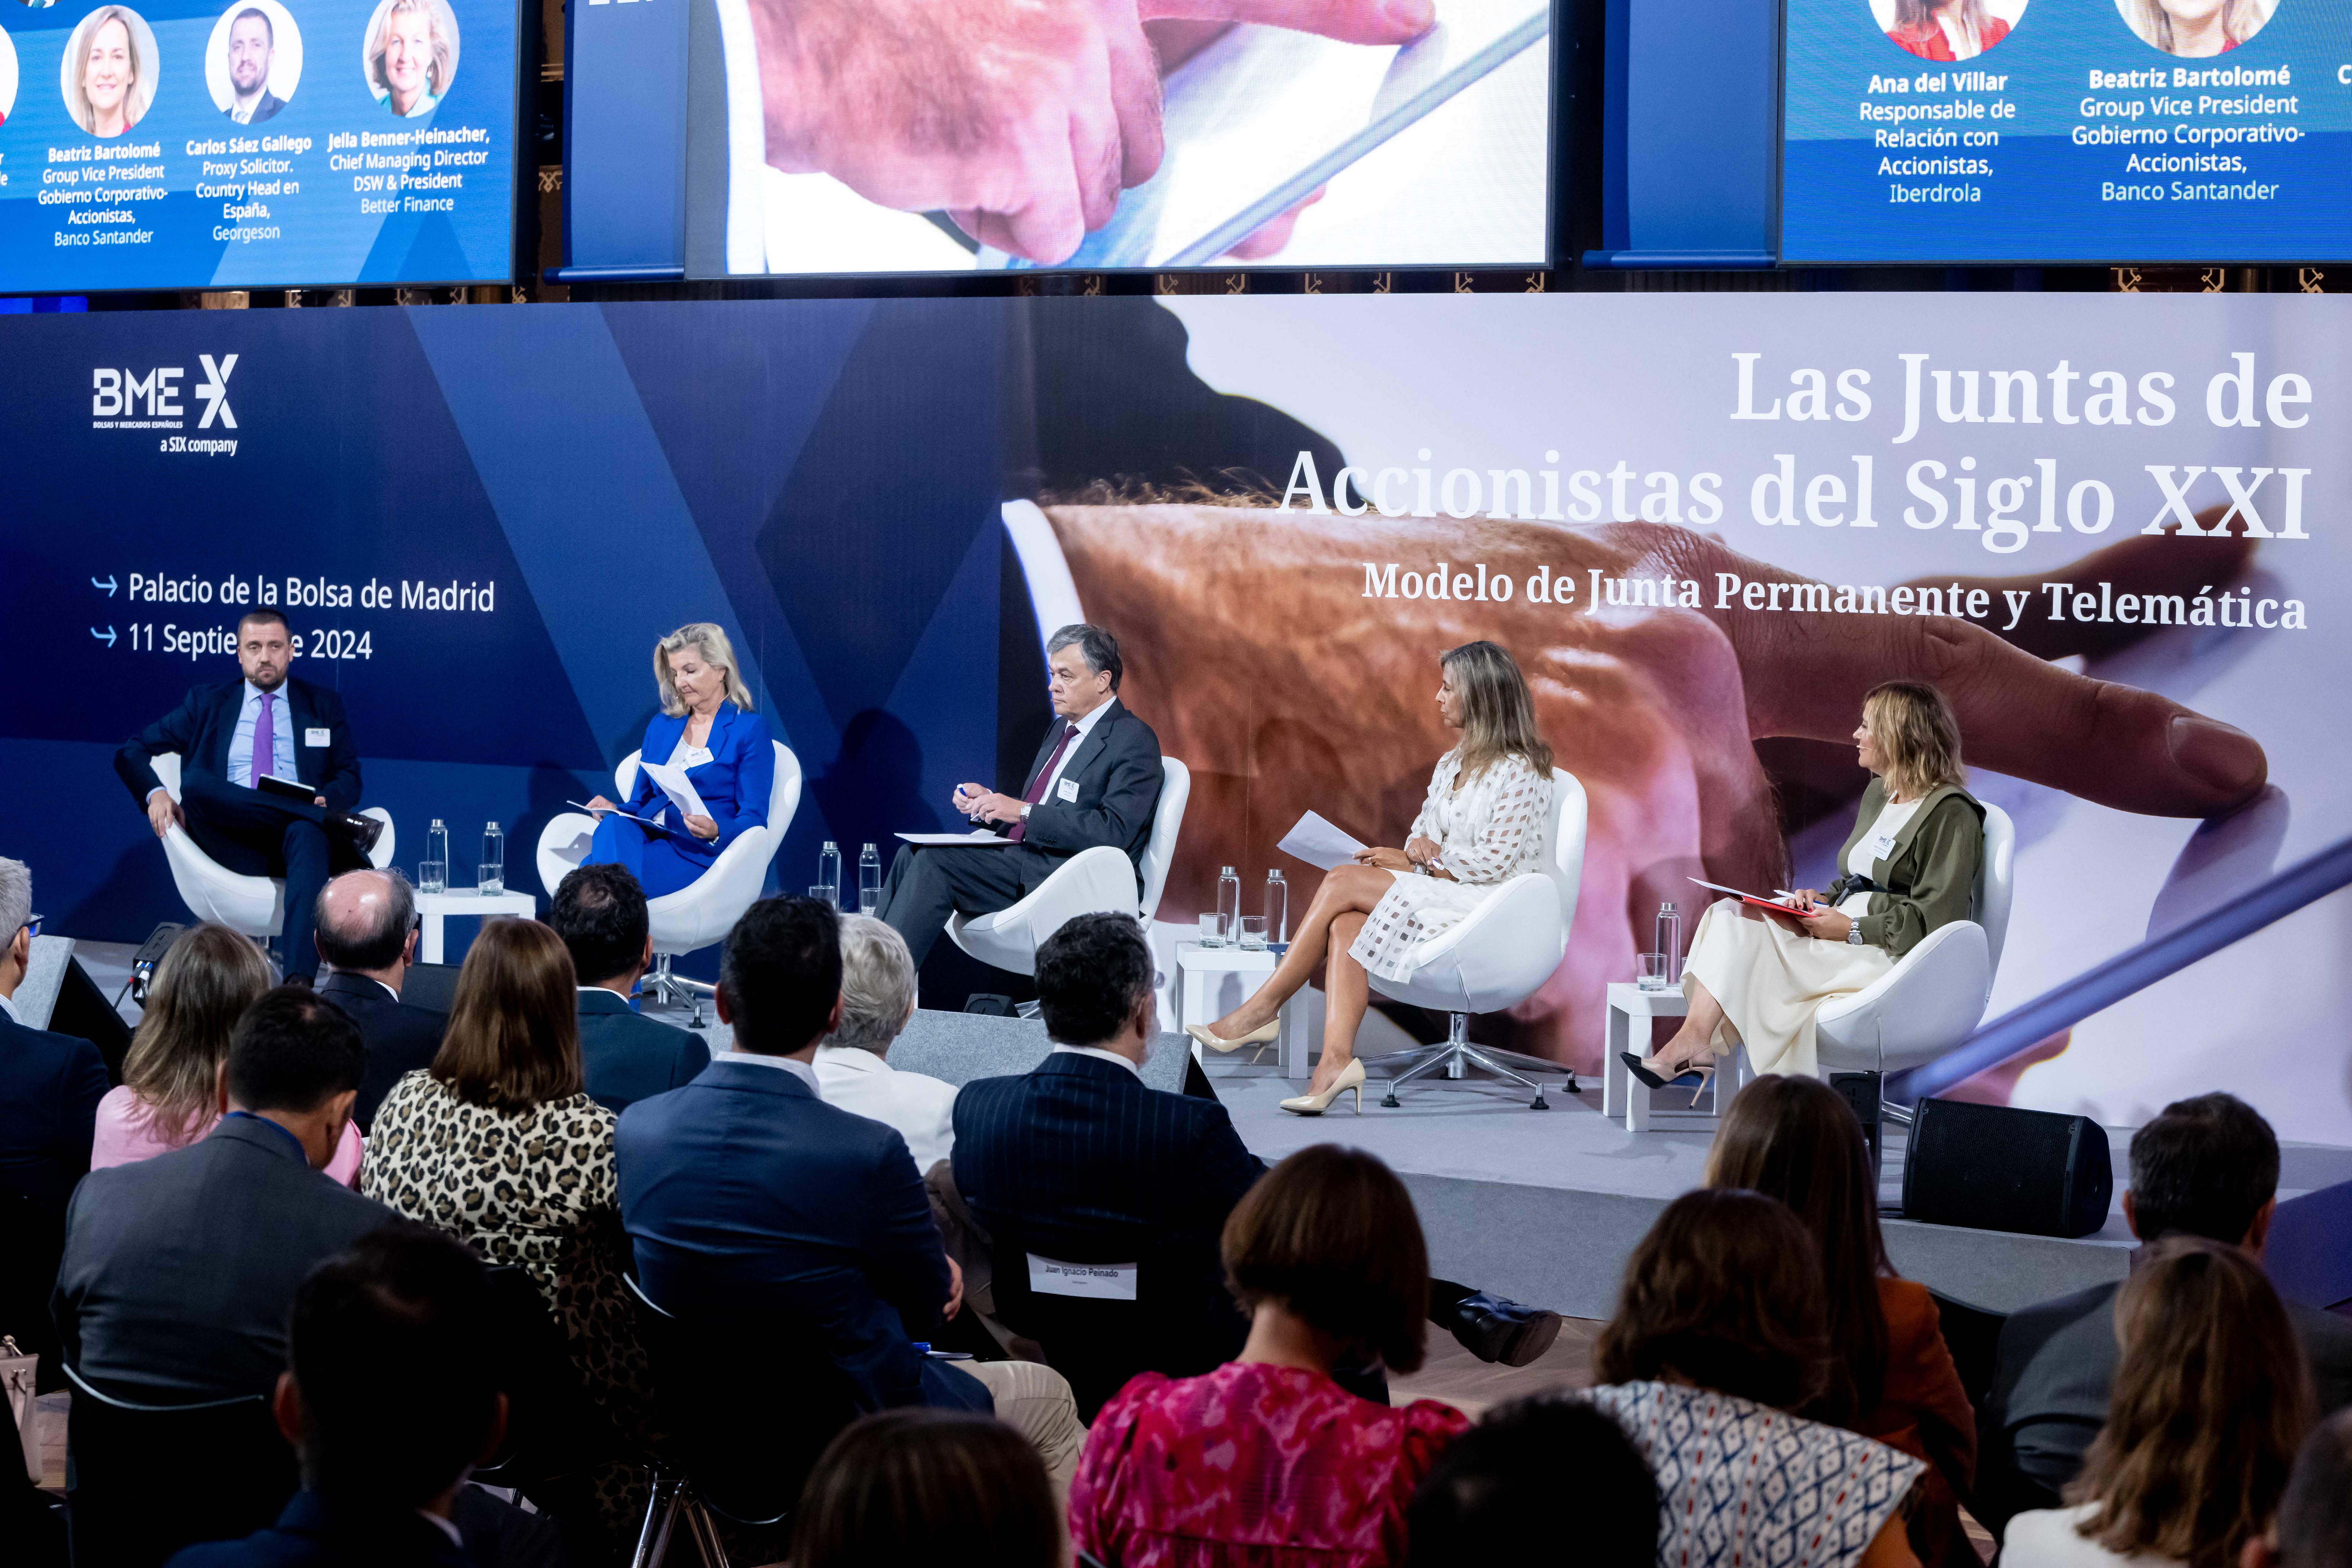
[1869,830,1899,860]
[1027,1254,1138,1300]
[304,728,332,748]
[1056,777,1080,802]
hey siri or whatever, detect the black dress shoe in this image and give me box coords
[328,812,384,858]
[1448,1291,1563,1367]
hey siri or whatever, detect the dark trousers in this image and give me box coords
[176,769,364,979]
[875,843,1059,966]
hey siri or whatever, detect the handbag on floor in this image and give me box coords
[1,1336,38,1483]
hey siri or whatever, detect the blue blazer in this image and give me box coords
[615,1058,981,1414]
[0,1011,109,1217]
[115,676,363,813]
[621,701,775,867]
[577,989,709,1113]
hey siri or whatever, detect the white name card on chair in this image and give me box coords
[1027,1255,1139,1300]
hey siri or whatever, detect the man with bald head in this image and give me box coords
[312,869,445,1130]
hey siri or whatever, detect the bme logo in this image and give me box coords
[92,354,239,429]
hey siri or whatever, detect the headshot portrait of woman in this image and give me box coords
[363,0,456,117]
[2117,0,2273,55]
[579,623,777,900]
[0,24,19,129]
[1184,640,1559,1117]
[62,5,156,137]
[1875,0,2024,60]
[1627,679,1983,1090]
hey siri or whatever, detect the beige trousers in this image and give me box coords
[1682,898,1893,1076]
[960,1358,1088,1490]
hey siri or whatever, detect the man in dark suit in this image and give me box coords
[116,610,379,981]
[546,863,709,1112]
[0,857,110,1220]
[616,897,1083,1480]
[55,988,392,1400]
[877,623,1163,965]
[1977,1092,2352,1535]
[313,869,445,1130]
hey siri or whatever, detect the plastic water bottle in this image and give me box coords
[818,841,842,906]
[479,822,505,895]
[420,819,448,895]
[1217,867,1241,944]
[858,844,881,916]
[1263,869,1289,947]
[1656,902,1682,985]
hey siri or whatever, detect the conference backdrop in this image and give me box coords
[1,291,2345,1143]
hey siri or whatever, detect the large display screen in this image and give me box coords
[0,0,518,291]
[1781,0,2352,262]
[681,0,1553,276]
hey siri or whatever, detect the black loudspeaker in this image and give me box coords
[48,956,136,1085]
[1903,1098,2114,1238]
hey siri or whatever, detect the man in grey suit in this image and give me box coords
[546,862,710,1112]
[1977,1093,2352,1534]
[877,623,1164,965]
[53,988,392,1400]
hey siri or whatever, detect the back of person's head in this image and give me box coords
[718,896,840,1055]
[826,914,916,1055]
[1033,912,1153,1046]
[1705,1075,1889,1422]
[1223,1144,1431,1373]
[123,923,275,1145]
[226,985,367,1114]
[546,862,648,988]
[1594,1187,1833,1413]
[2069,1235,2313,1568]
[1408,1396,1658,1567]
[313,868,415,974]
[789,1408,1058,1568]
[429,918,581,1109]
[0,856,29,944]
[2277,1410,2352,1568]
[287,1222,500,1509]
[2128,1093,2280,1245]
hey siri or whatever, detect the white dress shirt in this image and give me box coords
[714,1048,821,1094]
[1032,697,1110,807]
[813,1045,960,1171]
[1050,1043,1142,1079]
[227,679,298,789]
[0,990,19,1025]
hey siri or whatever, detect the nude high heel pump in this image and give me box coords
[1280,1058,1365,1116]
[1185,1019,1280,1054]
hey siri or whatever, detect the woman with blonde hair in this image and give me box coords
[1187,640,1559,1116]
[366,0,453,117]
[2122,0,2271,56]
[94,923,365,1183]
[580,621,777,898]
[69,7,151,137]
[1629,679,1983,1088]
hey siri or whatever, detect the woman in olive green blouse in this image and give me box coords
[1630,680,1986,1085]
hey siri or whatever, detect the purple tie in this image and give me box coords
[251,690,276,785]
[1008,724,1077,843]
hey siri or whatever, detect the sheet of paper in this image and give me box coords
[895,831,1018,847]
[1278,811,1370,871]
[568,800,663,829]
[637,760,710,822]
[1688,877,1801,910]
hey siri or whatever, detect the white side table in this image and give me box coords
[415,888,538,964]
[1603,981,1739,1132]
[1172,943,1323,1077]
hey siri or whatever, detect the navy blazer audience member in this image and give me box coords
[312,869,446,1130]
[616,897,1083,1480]
[877,624,1164,964]
[0,857,109,1218]
[115,611,380,981]
[546,863,709,1112]
[1978,1092,2352,1535]
[56,988,392,1400]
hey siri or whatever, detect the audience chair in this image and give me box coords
[1927,1287,2008,1415]
[1,1192,68,1393]
[946,757,1191,978]
[63,1364,297,1568]
[534,742,803,1021]
[145,753,396,950]
[1365,768,1587,1109]
[472,1266,624,1493]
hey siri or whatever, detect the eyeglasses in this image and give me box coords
[18,915,40,941]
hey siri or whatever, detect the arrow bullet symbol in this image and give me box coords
[93,575,118,597]
[92,626,117,647]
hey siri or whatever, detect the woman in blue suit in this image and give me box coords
[583,623,776,899]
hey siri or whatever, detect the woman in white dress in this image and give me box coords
[1628,680,1983,1089]
[1186,640,1555,1116]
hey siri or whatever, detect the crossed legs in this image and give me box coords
[1646,976,1728,1075]
[1205,863,1392,1096]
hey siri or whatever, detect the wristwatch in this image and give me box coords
[1019,803,1032,822]
[1847,922,1865,945]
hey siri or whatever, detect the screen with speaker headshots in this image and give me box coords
[1780,0,2352,262]
[0,0,518,291]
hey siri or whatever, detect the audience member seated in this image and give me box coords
[814,915,957,1171]
[312,869,447,1132]
[789,1408,1060,1568]
[0,855,110,1220]
[1980,1093,2352,1533]
[1707,1076,1975,1568]
[56,987,391,1400]
[166,1223,509,1568]
[1071,1143,1470,1568]
[952,913,1560,1418]
[546,864,709,1113]
[616,897,1085,1484]
[2259,1410,2352,1568]
[1408,1397,1659,1568]
[1582,1187,1925,1568]
[2001,1236,2313,1568]
[98,923,364,1186]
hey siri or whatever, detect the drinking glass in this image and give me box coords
[808,885,838,910]
[1637,952,1670,990]
[1237,916,1268,951]
[1197,911,1225,947]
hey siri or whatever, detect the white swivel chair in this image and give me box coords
[534,741,803,1019]
[946,757,1192,977]
[1364,769,1588,1109]
[146,753,397,946]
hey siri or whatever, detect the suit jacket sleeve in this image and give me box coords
[1187,1106,1268,1228]
[1857,795,1982,959]
[114,685,211,805]
[1020,717,1163,858]
[54,1037,109,1189]
[315,686,363,813]
[706,715,775,850]
[861,1131,953,1338]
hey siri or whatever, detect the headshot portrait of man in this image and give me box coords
[221,6,283,124]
